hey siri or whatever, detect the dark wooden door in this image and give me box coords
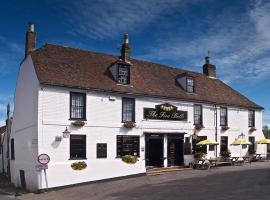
[146,134,164,167]
[167,135,184,166]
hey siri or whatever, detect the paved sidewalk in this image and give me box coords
[2,162,270,200]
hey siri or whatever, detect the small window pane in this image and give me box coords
[248,110,255,127]
[187,78,194,93]
[70,135,86,159]
[70,92,86,119]
[220,107,227,126]
[122,98,135,122]
[209,145,215,151]
[117,135,140,157]
[118,65,130,85]
[97,143,107,158]
[220,136,228,152]
[194,105,202,125]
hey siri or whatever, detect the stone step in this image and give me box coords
[146,166,190,175]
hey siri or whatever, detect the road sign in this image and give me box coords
[35,164,48,171]
[38,154,50,165]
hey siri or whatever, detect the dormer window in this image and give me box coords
[176,73,195,93]
[186,77,195,93]
[118,65,130,85]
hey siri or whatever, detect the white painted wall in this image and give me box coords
[36,85,265,190]
[10,56,40,191]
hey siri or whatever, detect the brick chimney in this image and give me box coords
[121,34,131,62]
[203,56,216,78]
[25,22,36,58]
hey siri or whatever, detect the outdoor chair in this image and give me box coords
[192,159,211,170]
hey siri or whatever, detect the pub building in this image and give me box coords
[7,23,265,191]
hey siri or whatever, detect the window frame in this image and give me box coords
[11,138,15,160]
[70,135,87,160]
[116,135,140,158]
[70,92,86,120]
[122,97,135,122]
[186,77,195,93]
[96,143,107,159]
[194,104,203,125]
[220,107,228,126]
[248,110,255,127]
[117,65,130,85]
[220,136,228,153]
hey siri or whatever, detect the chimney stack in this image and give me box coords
[203,56,216,78]
[25,22,36,58]
[121,34,131,62]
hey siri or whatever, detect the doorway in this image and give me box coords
[145,134,164,167]
[19,170,26,189]
[167,135,184,166]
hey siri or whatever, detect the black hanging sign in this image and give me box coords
[144,103,187,121]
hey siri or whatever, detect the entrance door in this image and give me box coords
[20,170,26,189]
[167,135,184,166]
[146,134,164,167]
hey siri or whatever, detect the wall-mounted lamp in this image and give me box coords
[62,127,71,138]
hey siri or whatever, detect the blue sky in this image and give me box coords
[0,0,270,127]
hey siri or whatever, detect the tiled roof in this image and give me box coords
[30,44,263,110]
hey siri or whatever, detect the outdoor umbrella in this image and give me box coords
[231,139,251,159]
[196,139,219,159]
[256,138,270,159]
[196,139,219,146]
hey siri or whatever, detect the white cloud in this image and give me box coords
[63,0,194,39]
[0,119,5,127]
[137,0,270,83]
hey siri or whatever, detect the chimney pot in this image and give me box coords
[124,34,129,44]
[29,22,35,32]
[25,22,36,58]
[121,34,131,62]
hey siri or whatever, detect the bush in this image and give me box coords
[194,152,206,159]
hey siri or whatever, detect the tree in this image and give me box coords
[263,125,270,139]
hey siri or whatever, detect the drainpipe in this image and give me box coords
[214,104,218,158]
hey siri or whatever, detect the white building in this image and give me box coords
[9,23,265,191]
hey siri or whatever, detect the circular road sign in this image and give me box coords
[38,154,50,165]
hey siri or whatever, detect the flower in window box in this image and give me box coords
[71,120,85,128]
[221,126,230,131]
[71,161,87,170]
[123,121,136,128]
[194,124,204,130]
[249,127,257,132]
[122,155,138,164]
